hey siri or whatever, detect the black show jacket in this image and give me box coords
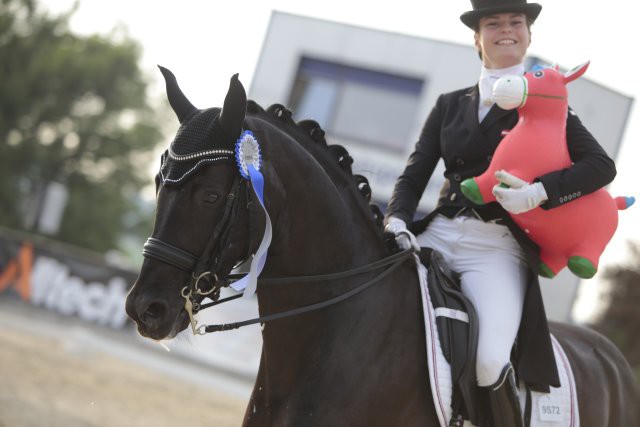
[387,85,616,391]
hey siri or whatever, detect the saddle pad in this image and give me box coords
[415,257,580,427]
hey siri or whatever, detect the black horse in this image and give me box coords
[126,68,640,426]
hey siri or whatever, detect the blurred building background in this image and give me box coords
[1,3,638,426]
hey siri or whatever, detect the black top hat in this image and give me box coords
[460,0,542,29]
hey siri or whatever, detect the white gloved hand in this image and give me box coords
[492,170,548,214]
[385,217,420,251]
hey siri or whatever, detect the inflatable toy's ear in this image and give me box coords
[564,61,590,84]
[551,63,560,71]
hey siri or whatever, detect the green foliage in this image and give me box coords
[590,242,640,383]
[0,0,161,252]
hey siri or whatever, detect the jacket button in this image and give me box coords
[456,158,465,166]
[450,193,457,201]
[453,174,462,182]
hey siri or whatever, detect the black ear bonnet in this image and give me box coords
[159,107,235,186]
[157,67,246,186]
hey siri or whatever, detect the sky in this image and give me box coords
[42,0,640,320]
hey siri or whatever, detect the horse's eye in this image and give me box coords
[204,191,220,204]
[534,71,544,78]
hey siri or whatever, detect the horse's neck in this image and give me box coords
[259,185,386,307]
[247,137,435,422]
[254,137,425,391]
[263,145,386,276]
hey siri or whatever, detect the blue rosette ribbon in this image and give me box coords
[231,131,272,299]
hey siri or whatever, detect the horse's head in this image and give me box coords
[492,61,590,113]
[126,66,390,341]
[126,67,262,340]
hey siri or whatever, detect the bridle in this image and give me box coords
[143,173,252,333]
[142,164,413,336]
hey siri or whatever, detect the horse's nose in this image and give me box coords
[125,290,140,322]
[138,300,171,330]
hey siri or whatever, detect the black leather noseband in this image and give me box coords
[143,237,198,272]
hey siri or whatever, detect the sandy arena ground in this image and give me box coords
[0,298,249,427]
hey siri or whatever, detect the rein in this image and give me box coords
[197,248,413,334]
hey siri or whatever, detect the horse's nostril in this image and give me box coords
[141,301,168,325]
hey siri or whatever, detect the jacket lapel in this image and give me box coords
[458,85,518,155]
[459,85,497,155]
[460,86,479,133]
[480,103,513,129]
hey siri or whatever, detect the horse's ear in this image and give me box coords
[219,74,247,140]
[158,66,197,123]
[564,61,590,84]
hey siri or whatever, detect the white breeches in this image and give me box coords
[416,215,528,387]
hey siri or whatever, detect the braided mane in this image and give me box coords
[245,100,386,236]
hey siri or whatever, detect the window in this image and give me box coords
[289,57,425,152]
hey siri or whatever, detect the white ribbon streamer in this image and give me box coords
[230,183,272,298]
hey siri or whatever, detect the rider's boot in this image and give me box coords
[485,363,524,427]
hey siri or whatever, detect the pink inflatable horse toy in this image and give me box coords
[460,62,633,279]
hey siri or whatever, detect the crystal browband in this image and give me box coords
[168,147,234,162]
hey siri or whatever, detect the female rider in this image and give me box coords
[385,1,616,425]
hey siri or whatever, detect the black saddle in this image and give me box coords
[419,248,480,426]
